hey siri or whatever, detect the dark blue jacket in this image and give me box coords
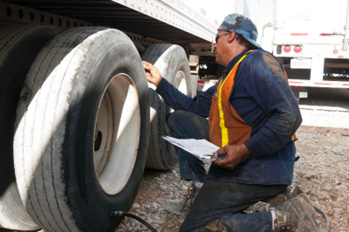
[156,49,302,185]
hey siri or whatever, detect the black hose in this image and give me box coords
[110,211,157,232]
[313,206,330,232]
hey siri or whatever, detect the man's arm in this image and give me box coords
[243,52,302,156]
[143,61,214,117]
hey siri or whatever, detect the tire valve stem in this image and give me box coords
[110,210,157,232]
[109,210,123,218]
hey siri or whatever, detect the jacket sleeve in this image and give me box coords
[155,78,216,118]
[243,52,302,156]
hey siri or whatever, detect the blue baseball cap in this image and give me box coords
[218,13,260,48]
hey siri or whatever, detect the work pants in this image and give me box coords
[167,110,209,184]
[167,110,288,232]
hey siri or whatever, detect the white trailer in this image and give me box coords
[0,1,216,231]
[197,0,349,97]
[272,0,349,97]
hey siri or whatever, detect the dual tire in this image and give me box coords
[13,27,149,231]
[1,26,194,231]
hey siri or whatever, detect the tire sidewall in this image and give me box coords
[157,45,192,167]
[143,44,192,170]
[65,29,149,229]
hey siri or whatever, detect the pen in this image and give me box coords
[211,152,226,161]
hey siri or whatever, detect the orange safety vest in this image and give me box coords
[209,50,296,147]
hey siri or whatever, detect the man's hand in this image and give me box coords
[143,61,162,86]
[213,144,250,170]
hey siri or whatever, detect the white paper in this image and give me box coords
[162,136,220,160]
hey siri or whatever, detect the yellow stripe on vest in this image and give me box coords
[217,50,254,147]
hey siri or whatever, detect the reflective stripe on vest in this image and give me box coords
[209,50,255,147]
[209,50,297,147]
[217,51,254,147]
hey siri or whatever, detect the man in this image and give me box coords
[143,13,321,232]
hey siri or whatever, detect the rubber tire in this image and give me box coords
[0,25,59,231]
[142,44,196,170]
[14,27,150,232]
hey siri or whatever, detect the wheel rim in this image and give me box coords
[94,73,141,195]
[170,70,187,113]
[173,70,187,95]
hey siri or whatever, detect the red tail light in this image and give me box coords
[294,45,302,53]
[283,45,291,53]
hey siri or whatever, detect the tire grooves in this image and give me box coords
[45,27,102,232]
[44,28,94,232]
[18,29,78,232]
[15,27,42,228]
[0,26,33,230]
[39,32,73,232]
[46,29,83,232]
[0,25,58,231]
[17,27,111,232]
[19,28,63,232]
[23,28,89,232]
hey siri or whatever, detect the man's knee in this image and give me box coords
[167,110,191,129]
[167,110,209,139]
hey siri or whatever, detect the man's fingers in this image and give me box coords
[142,61,162,86]
[214,161,235,170]
[213,146,237,170]
[142,61,152,71]
[215,157,233,167]
[142,61,150,66]
[142,61,157,75]
[144,72,150,79]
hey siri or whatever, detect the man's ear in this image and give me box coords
[227,31,236,43]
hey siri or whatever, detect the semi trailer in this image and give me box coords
[271,0,349,98]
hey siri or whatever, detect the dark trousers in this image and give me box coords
[167,110,287,232]
[180,180,286,231]
[167,110,209,184]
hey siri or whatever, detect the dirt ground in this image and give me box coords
[117,125,349,232]
[294,126,349,232]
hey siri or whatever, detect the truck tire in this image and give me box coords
[142,44,195,170]
[14,27,149,232]
[0,25,59,231]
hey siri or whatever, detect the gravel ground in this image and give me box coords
[116,124,349,232]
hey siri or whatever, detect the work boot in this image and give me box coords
[270,197,321,232]
[266,185,303,207]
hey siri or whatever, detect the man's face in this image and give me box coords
[214,30,230,66]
